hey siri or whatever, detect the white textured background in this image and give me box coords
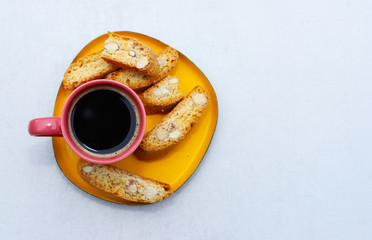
[1,0,372,239]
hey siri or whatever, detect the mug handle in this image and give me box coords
[28,117,63,136]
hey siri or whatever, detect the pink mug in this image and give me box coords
[28,80,146,164]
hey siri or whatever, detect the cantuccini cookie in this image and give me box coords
[139,76,184,114]
[101,32,160,78]
[155,46,179,82]
[62,51,119,90]
[139,86,209,153]
[78,160,173,203]
[105,69,153,92]
[104,46,179,91]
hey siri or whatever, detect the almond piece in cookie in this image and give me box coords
[104,42,120,53]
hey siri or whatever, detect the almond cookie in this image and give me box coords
[105,46,179,92]
[139,86,209,152]
[78,160,173,203]
[105,68,153,92]
[62,51,119,90]
[101,32,160,78]
[155,46,179,82]
[139,76,184,114]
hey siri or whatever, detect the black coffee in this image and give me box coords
[70,89,138,155]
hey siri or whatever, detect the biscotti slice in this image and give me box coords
[62,51,119,90]
[139,86,209,152]
[155,46,179,82]
[78,160,173,203]
[101,32,160,77]
[104,46,179,91]
[139,76,184,114]
[105,68,153,92]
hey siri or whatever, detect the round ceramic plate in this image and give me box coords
[52,31,218,204]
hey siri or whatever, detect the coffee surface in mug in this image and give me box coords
[70,88,139,155]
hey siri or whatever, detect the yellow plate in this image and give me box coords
[52,31,218,204]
